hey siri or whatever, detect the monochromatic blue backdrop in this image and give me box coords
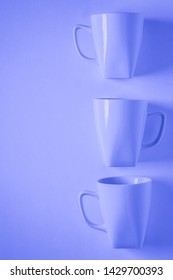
[0,0,173,259]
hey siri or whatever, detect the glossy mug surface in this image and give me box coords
[79,176,152,248]
[93,98,166,167]
[73,13,144,78]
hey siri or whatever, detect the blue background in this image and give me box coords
[0,0,173,259]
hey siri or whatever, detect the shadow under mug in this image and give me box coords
[93,98,166,167]
[73,13,144,79]
[79,176,152,248]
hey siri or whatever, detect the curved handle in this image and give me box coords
[78,190,106,232]
[142,112,166,149]
[73,24,95,60]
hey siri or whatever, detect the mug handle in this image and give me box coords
[73,24,95,60]
[142,112,166,149]
[79,190,106,232]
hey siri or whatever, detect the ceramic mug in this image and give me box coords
[79,176,152,248]
[93,98,166,167]
[73,13,144,79]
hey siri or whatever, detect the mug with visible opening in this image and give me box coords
[73,13,144,78]
[93,98,166,167]
[79,176,152,248]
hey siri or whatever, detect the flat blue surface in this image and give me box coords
[0,0,173,259]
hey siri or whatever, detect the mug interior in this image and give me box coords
[98,176,151,185]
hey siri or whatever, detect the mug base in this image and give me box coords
[103,75,133,79]
[106,162,137,167]
[101,71,134,79]
[111,243,144,249]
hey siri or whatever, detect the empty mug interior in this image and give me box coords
[98,176,151,185]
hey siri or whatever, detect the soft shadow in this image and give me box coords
[139,103,173,162]
[135,19,173,76]
[145,179,173,246]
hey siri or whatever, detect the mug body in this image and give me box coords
[93,98,148,166]
[90,13,143,78]
[97,176,152,248]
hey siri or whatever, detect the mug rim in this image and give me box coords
[94,97,147,103]
[90,12,142,17]
[97,176,152,185]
